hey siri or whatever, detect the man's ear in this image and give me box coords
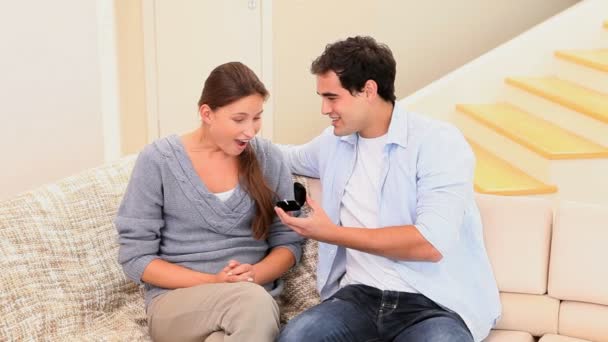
[199,104,213,124]
[363,79,378,100]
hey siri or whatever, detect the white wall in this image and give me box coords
[0,1,582,200]
[0,1,106,200]
[272,0,581,144]
[118,0,580,145]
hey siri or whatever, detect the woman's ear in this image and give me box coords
[199,104,213,124]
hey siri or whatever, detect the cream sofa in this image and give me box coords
[474,193,608,342]
[1,156,606,341]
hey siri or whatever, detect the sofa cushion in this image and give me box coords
[476,194,553,294]
[549,201,608,305]
[484,330,534,342]
[494,292,558,336]
[0,156,151,341]
[558,301,608,342]
[539,334,591,342]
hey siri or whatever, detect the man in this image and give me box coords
[275,36,500,342]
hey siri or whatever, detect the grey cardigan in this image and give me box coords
[115,135,303,306]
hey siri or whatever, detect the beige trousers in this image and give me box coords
[146,282,280,342]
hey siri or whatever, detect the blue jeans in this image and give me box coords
[278,284,473,342]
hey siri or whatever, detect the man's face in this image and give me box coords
[316,71,369,136]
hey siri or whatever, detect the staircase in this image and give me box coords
[400,0,608,204]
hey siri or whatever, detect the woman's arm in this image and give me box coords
[139,258,254,288]
[223,247,296,286]
[141,259,218,288]
[115,146,166,285]
[140,247,296,288]
[251,247,296,285]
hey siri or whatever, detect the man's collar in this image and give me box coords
[339,133,358,145]
[338,102,409,147]
[386,102,408,148]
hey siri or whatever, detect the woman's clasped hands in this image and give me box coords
[216,260,256,284]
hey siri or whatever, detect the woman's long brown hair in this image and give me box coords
[198,62,275,240]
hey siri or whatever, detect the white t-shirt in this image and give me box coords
[339,134,418,293]
[214,188,235,202]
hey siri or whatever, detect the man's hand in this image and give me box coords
[274,196,339,243]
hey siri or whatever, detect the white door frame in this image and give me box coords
[260,0,274,140]
[141,0,274,142]
[97,0,122,161]
[142,0,160,143]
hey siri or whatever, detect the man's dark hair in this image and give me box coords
[311,36,396,104]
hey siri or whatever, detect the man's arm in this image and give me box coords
[277,127,333,178]
[326,225,442,262]
[275,124,475,263]
[275,197,441,262]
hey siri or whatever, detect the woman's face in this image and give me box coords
[202,94,264,156]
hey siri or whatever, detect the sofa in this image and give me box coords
[1,155,606,341]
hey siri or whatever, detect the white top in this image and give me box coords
[339,134,418,293]
[214,188,235,202]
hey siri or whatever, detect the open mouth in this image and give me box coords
[236,139,249,148]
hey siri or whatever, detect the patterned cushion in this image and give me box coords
[0,156,319,340]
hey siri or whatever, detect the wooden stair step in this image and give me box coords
[457,103,608,159]
[555,49,608,72]
[468,141,557,196]
[506,76,608,124]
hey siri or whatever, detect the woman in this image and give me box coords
[115,62,303,342]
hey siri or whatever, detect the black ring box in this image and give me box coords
[276,182,306,212]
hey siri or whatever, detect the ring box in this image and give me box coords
[276,182,306,212]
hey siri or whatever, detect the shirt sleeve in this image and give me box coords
[265,142,305,264]
[276,127,332,179]
[413,125,476,257]
[114,145,165,284]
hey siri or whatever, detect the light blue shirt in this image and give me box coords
[280,103,501,341]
